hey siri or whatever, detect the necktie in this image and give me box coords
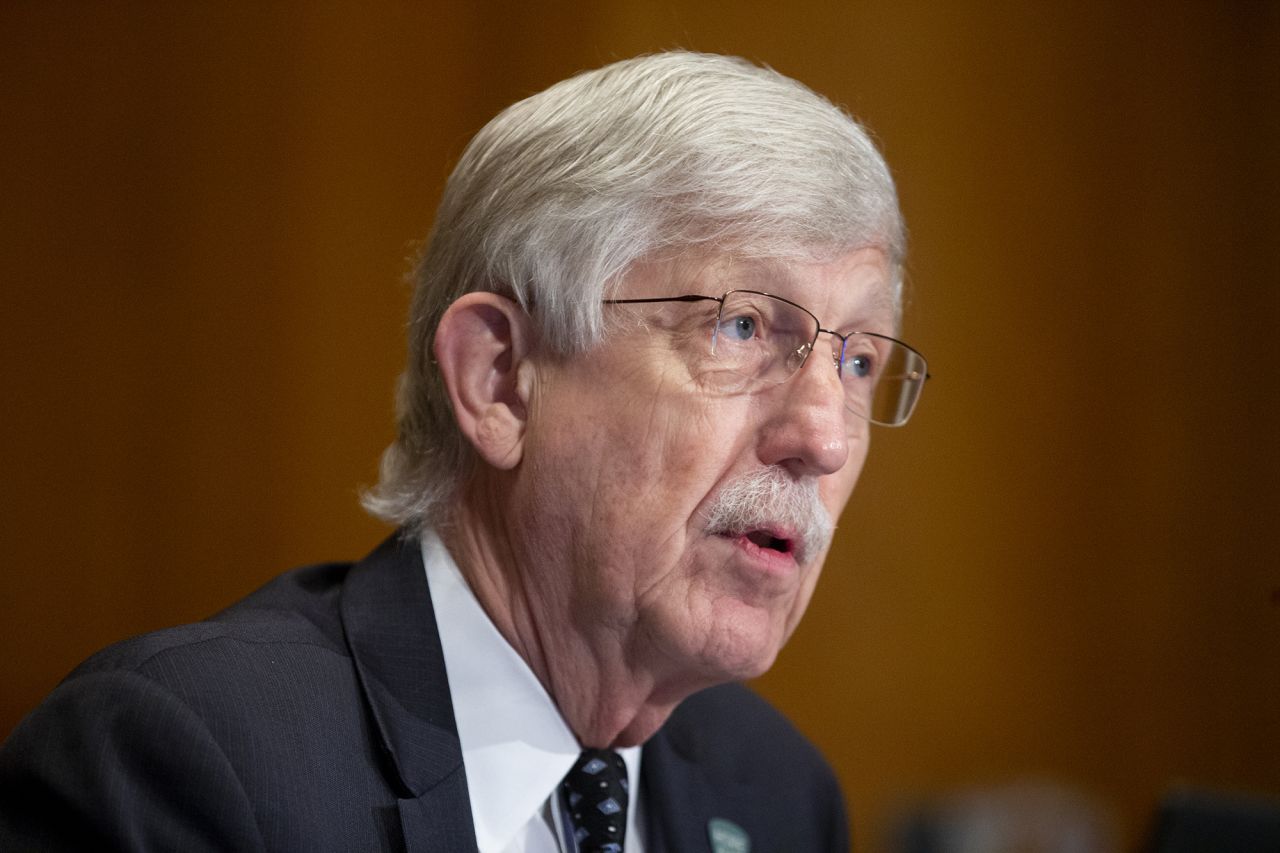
[559,748,629,853]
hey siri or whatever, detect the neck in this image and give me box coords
[438,482,705,748]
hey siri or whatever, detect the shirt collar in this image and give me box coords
[421,531,642,852]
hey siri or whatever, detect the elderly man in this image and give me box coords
[0,52,927,852]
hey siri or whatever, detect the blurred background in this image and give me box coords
[2,3,1276,850]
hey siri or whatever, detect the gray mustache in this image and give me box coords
[701,468,834,565]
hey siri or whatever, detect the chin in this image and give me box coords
[718,649,780,682]
[698,648,780,685]
[691,615,787,683]
[645,588,796,689]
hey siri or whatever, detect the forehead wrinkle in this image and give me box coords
[843,287,897,336]
[859,285,896,320]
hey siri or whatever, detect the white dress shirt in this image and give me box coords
[422,532,645,853]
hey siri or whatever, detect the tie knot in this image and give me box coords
[560,749,629,853]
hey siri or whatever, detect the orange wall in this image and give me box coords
[2,4,1276,850]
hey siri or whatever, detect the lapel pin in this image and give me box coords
[707,817,750,853]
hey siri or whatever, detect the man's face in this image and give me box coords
[510,246,894,689]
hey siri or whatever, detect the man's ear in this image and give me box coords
[433,292,536,471]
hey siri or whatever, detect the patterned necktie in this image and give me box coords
[559,748,629,853]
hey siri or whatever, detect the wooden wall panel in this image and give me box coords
[2,4,1276,850]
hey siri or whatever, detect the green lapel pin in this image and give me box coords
[707,817,750,853]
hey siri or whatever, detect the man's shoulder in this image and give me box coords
[67,559,355,685]
[0,555,419,851]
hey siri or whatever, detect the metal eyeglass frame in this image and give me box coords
[602,289,930,427]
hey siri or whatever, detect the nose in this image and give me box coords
[755,337,856,477]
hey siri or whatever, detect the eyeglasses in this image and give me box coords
[602,290,929,427]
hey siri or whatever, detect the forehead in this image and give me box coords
[622,247,897,329]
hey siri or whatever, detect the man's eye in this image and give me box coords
[725,315,758,341]
[846,353,874,378]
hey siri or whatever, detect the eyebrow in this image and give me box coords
[725,259,897,331]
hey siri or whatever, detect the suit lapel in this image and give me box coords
[397,773,477,853]
[641,721,718,853]
[340,534,479,852]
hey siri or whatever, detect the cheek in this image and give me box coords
[595,378,744,508]
[532,377,739,552]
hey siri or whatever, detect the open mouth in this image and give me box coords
[743,529,794,556]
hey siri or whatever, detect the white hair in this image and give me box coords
[363,51,904,532]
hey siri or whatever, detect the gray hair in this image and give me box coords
[362,51,904,532]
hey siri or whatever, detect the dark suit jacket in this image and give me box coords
[0,535,850,852]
